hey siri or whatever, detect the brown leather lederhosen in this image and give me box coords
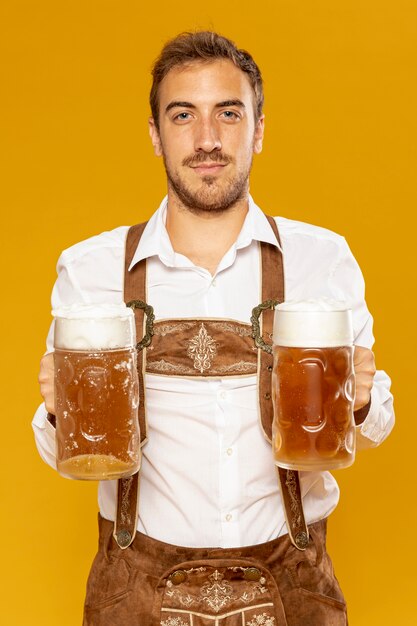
[83,217,348,626]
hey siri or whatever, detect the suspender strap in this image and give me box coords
[263,216,309,551]
[114,472,140,549]
[259,217,284,441]
[114,223,148,549]
[124,223,149,446]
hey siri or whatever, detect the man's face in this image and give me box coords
[149,59,264,213]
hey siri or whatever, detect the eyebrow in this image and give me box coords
[216,99,246,109]
[165,101,195,112]
[165,99,246,113]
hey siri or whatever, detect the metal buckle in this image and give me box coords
[126,299,155,351]
[250,299,279,355]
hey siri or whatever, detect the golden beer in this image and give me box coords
[272,303,355,471]
[272,345,355,470]
[53,304,140,480]
[55,347,139,479]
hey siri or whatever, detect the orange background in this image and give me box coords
[1,1,416,624]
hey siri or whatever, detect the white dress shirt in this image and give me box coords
[32,196,394,548]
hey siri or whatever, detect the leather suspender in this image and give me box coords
[263,217,309,550]
[113,224,147,549]
[114,216,309,551]
[123,222,148,447]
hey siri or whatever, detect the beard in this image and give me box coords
[163,150,252,214]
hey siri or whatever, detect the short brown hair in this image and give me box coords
[150,31,264,130]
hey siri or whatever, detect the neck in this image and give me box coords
[165,189,249,276]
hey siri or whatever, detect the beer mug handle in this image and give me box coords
[126,300,155,351]
[250,299,279,355]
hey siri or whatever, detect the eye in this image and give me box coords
[173,112,192,122]
[220,110,240,121]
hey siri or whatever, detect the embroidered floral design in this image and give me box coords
[239,584,268,602]
[183,566,207,574]
[210,321,253,337]
[215,360,257,374]
[148,359,256,376]
[147,319,257,377]
[165,587,196,608]
[154,322,195,336]
[160,617,189,626]
[147,359,195,375]
[199,570,236,612]
[247,613,276,626]
[285,470,302,528]
[225,568,268,602]
[119,476,134,525]
[164,568,270,613]
[186,323,218,373]
[153,319,252,338]
[165,569,235,611]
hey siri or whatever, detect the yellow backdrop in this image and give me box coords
[1,1,416,624]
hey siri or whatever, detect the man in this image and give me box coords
[34,31,394,625]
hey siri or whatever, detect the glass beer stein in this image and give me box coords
[53,303,140,480]
[272,300,356,471]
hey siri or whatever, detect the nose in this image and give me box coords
[194,118,222,153]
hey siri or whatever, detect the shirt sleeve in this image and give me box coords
[330,237,395,450]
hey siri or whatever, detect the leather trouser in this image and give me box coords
[83,515,347,626]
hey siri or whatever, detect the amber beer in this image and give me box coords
[53,304,140,480]
[272,302,355,471]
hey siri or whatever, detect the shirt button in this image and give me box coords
[219,391,226,400]
[226,448,233,456]
[211,279,217,287]
[225,514,232,522]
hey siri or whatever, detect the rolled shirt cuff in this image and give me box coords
[32,403,57,469]
[355,385,391,447]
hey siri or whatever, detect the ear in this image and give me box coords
[253,114,265,154]
[149,117,163,157]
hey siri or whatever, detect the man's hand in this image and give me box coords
[38,353,55,414]
[353,346,376,410]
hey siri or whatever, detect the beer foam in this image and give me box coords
[273,299,353,347]
[53,303,136,350]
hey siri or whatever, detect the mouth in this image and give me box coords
[190,163,228,175]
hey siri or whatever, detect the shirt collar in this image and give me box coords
[235,196,282,251]
[128,195,282,271]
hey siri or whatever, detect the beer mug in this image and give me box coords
[53,303,140,480]
[272,300,356,471]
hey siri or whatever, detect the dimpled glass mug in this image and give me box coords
[53,303,140,480]
[271,300,356,471]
